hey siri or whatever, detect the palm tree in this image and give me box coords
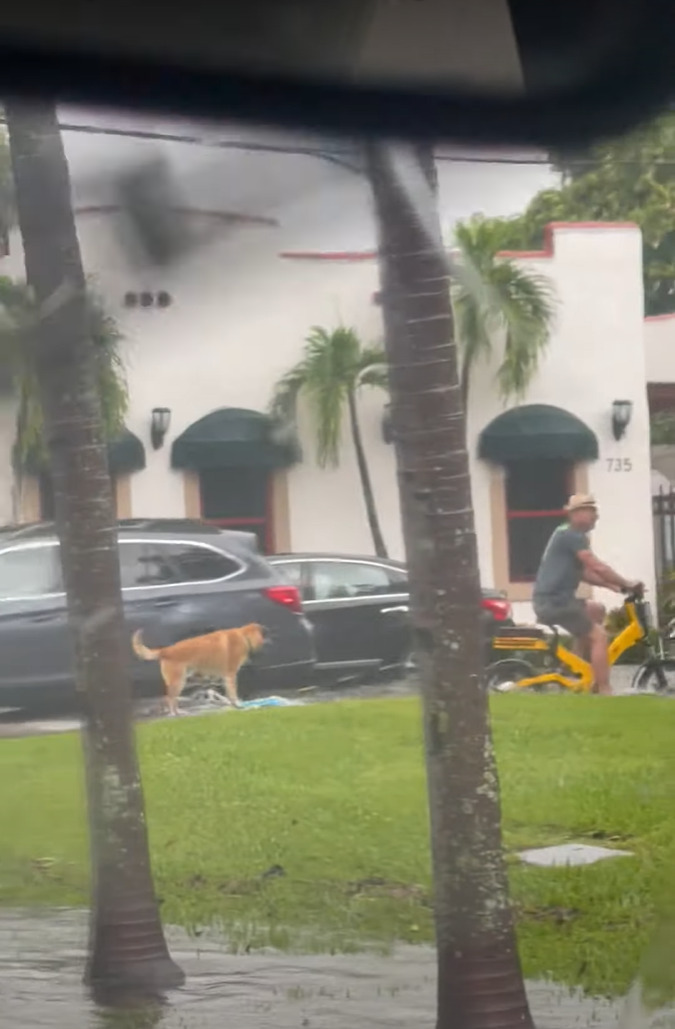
[0,276,127,474]
[270,325,390,557]
[0,133,14,254]
[4,99,183,996]
[365,140,534,1029]
[451,215,555,411]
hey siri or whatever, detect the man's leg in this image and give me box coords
[588,623,611,694]
[572,602,606,662]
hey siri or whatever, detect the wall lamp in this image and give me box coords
[611,399,633,441]
[150,406,171,449]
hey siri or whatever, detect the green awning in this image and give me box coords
[108,429,146,473]
[171,407,300,470]
[17,428,146,475]
[478,404,598,462]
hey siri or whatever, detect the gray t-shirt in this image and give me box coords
[533,524,589,606]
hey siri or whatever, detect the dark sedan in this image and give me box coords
[268,553,513,681]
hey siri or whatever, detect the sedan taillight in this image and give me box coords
[482,597,512,621]
[264,584,303,614]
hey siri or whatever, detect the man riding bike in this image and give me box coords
[532,494,642,695]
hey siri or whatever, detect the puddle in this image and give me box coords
[0,909,625,1028]
[519,844,634,867]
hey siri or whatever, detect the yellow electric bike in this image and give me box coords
[483,586,675,694]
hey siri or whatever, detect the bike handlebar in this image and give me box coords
[621,584,645,600]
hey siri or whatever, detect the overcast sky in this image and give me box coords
[58,104,558,227]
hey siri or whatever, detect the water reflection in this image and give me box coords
[0,909,626,1028]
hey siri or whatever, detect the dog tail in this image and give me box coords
[132,630,160,661]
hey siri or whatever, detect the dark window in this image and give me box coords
[199,467,271,552]
[505,459,571,582]
[0,544,63,598]
[170,543,240,583]
[386,566,408,589]
[273,560,306,596]
[311,561,395,601]
[119,541,238,588]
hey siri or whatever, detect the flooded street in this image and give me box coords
[1,909,623,1029]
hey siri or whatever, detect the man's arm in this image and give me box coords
[578,549,632,592]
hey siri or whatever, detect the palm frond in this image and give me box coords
[452,216,556,402]
[270,325,385,469]
[0,277,129,465]
[356,344,389,389]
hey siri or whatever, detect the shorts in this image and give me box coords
[533,597,593,638]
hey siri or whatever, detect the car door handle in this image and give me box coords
[31,612,57,623]
[381,605,409,614]
[154,598,180,608]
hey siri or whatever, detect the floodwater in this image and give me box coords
[0,909,628,1029]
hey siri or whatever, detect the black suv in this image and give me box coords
[0,519,315,714]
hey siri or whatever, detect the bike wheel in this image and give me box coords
[484,658,537,693]
[631,658,675,694]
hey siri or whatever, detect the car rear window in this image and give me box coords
[119,541,240,587]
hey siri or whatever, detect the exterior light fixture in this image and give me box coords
[150,406,171,449]
[611,399,633,440]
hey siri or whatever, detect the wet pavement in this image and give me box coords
[0,665,658,740]
[0,909,626,1028]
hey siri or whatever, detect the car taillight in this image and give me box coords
[482,597,512,621]
[264,585,303,614]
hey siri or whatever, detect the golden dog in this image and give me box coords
[132,623,265,716]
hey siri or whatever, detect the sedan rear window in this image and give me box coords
[311,561,395,600]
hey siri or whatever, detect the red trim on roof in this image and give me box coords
[279,250,377,261]
[645,312,675,322]
[497,221,639,260]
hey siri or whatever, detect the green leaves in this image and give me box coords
[497,112,675,316]
[451,216,555,404]
[0,276,127,467]
[269,326,387,468]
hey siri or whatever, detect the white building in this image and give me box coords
[1,119,673,620]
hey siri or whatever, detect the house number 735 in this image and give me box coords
[606,458,632,472]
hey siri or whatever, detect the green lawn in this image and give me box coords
[1,694,674,997]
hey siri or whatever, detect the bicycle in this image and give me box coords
[484,586,675,694]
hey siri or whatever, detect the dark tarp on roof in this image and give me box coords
[478,404,599,462]
[171,407,300,470]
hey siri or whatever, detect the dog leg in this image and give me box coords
[223,674,241,709]
[161,660,186,718]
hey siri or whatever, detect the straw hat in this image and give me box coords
[565,493,597,513]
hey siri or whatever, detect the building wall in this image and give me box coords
[467,224,655,619]
[0,146,657,622]
[645,313,675,383]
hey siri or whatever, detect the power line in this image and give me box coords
[15,117,675,170]
[1,116,553,166]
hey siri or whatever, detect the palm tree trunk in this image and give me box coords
[347,388,388,558]
[459,359,470,420]
[365,140,533,1029]
[5,100,183,997]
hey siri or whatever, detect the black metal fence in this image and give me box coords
[653,487,675,578]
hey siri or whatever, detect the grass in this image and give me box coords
[1,694,674,997]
